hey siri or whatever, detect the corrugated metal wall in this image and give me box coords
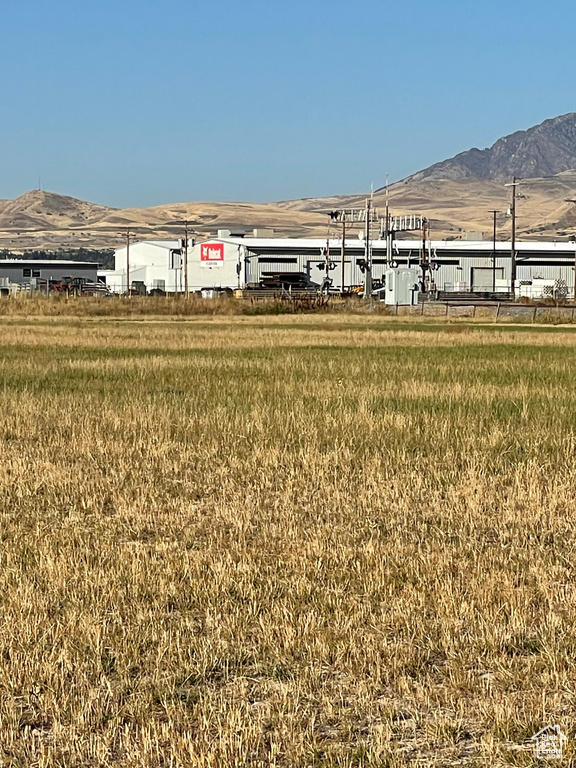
[517,264,574,283]
[0,262,97,286]
[239,242,576,294]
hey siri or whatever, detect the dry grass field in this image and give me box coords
[1,315,576,766]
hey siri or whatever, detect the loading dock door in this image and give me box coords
[471,266,504,291]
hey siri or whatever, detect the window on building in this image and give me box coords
[23,269,31,277]
[32,270,40,278]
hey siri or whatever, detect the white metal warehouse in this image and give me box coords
[100,237,576,298]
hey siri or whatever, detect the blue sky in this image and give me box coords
[0,0,574,207]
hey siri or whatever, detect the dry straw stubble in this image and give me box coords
[0,317,575,766]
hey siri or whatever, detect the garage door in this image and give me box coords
[471,267,503,291]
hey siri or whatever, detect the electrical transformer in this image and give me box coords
[384,268,420,305]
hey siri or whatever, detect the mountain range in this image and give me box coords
[3,113,576,251]
[402,113,576,183]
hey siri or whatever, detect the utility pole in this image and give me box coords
[385,174,390,234]
[489,210,500,293]
[420,217,429,293]
[505,177,519,299]
[506,175,566,299]
[183,220,189,296]
[126,229,131,297]
[364,198,372,298]
[166,220,195,295]
[384,174,391,269]
[340,218,346,296]
[327,206,379,296]
[511,177,516,298]
[565,200,576,302]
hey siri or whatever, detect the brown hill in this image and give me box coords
[0,192,330,250]
[5,113,576,251]
[285,173,576,241]
[4,179,576,251]
[0,190,114,232]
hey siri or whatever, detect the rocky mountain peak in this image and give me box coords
[403,113,576,183]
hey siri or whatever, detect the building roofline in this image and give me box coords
[120,236,576,254]
[115,240,181,252]
[217,236,576,250]
[0,259,97,266]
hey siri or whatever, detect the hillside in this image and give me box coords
[285,172,576,241]
[401,113,576,183]
[0,191,329,250]
[0,190,113,231]
[4,113,576,250]
[286,114,576,240]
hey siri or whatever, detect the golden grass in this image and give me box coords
[0,295,248,318]
[0,317,575,766]
[0,294,403,322]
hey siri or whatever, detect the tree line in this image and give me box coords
[0,248,115,270]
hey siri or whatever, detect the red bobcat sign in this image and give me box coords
[201,243,224,262]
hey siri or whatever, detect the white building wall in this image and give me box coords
[186,241,241,291]
[114,241,180,271]
[107,241,182,293]
[106,237,576,296]
[107,239,243,294]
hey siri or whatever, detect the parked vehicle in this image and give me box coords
[48,276,110,296]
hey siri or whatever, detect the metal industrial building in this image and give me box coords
[0,260,98,290]
[102,239,239,294]
[102,237,576,299]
